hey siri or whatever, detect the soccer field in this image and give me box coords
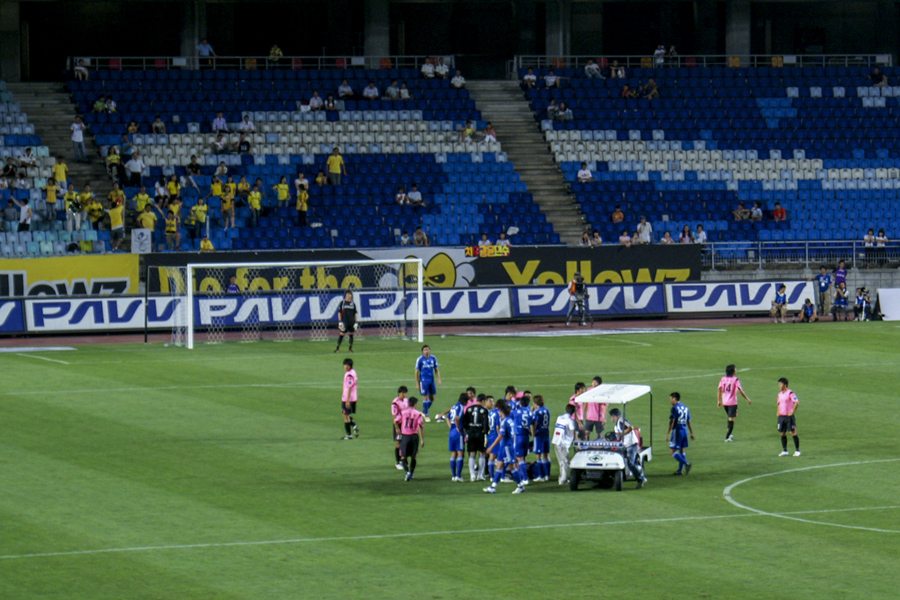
[2,323,899,599]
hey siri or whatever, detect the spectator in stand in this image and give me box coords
[577,162,594,182]
[522,68,537,89]
[642,78,660,99]
[215,161,228,178]
[660,231,675,244]
[451,70,466,89]
[14,174,28,191]
[434,57,450,79]
[876,228,889,246]
[74,59,90,81]
[154,176,169,209]
[190,197,208,239]
[337,79,355,99]
[183,155,202,191]
[323,93,339,111]
[10,197,32,232]
[407,183,424,207]
[544,69,562,88]
[750,201,763,220]
[307,90,324,111]
[42,178,59,214]
[124,152,146,188]
[167,174,182,204]
[773,202,787,220]
[395,186,408,205]
[269,44,283,65]
[212,112,228,134]
[483,122,497,144]
[863,228,876,247]
[479,233,492,247]
[385,80,400,100]
[653,45,666,67]
[460,120,477,143]
[2,199,16,230]
[870,67,888,87]
[546,98,559,119]
[107,181,125,207]
[200,235,215,252]
[163,209,180,250]
[580,232,592,247]
[612,205,624,223]
[196,38,217,68]
[18,148,36,177]
[591,230,603,246]
[621,84,638,98]
[421,57,435,78]
[93,95,108,113]
[248,184,262,227]
[273,175,290,207]
[732,202,751,220]
[414,225,430,246]
[294,171,309,227]
[105,197,126,251]
[315,170,327,186]
[610,60,625,78]
[399,231,412,246]
[496,232,511,246]
[53,156,69,189]
[0,176,7,191]
[584,59,603,79]
[833,281,850,321]
[220,180,235,229]
[362,81,380,101]
[106,98,117,115]
[668,46,678,65]
[211,134,232,154]
[3,157,18,180]
[82,187,103,230]
[399,83,413,100]
[106,146,123,183]
[136,204,160,249]
[238,114,256,133]
[237,133,252,154]
[679,225,693,243]
[236,175,251,202]
[126,121,139,134]
[151,115,167,134]
[119,134,134,162]
[618,229,632,246]
[71,116,88,163]
[555,102,573,121]
[326,147,347,185]
[636,216,653,244]
[132,185,152,216]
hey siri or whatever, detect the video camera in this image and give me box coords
[572,272,588,299]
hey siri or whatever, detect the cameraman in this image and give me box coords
[565,271,589,326]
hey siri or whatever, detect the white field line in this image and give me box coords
[1,503,897,561]
[14,353,70,365]
[723,458,900,533]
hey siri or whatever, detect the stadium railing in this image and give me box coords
[509,54,892,78]
[69,55,453,72]
[703,240,898,270]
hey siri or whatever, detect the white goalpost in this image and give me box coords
[170,258,425,349]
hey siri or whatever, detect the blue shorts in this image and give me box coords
[514,435,530,459]
[487,434,498,455]
[420,380,436,396]
[669,428,689,450]
[532,433,550,455]
[448,429,465,452]
[498,443,515,465]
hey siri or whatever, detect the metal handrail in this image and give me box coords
[699,239,898,270]
[70,55,453,72]
[513,54,892,72]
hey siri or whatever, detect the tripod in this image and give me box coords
[565,294,593,327]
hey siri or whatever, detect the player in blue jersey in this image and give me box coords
[531,395,552,482]
[512,394,534,485]
[666,392,695,475]
[447,392,467,482]
[770,283,787,323]
[414,345,441,421]
[486,395,502,481]
[484,399,525,494]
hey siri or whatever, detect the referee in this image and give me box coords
[334,290,358,353]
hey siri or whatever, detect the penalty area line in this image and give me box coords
[2,504,897,560]
[14,353,70,365]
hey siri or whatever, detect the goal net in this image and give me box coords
[170,259,424,349]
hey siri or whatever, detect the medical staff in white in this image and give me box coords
[610,408,647,489]
[552,404,577,485]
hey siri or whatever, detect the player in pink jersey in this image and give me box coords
[568,382,587,440]
[776,377,800,457]
[717,364,752,442]
[399,397,425,481]
[341,358,359,440]
[391,386,409,469]
[584,376,607,440]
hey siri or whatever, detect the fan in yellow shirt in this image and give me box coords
[294,172,309,227]
[190,197,208,238]
[200,236,215,252]
[106,201,126,251]
[167,174,181,199]
[248,184,262,227]
[164,210,181,250]
[136,204,159,231]
[43,178,59,206]
[52,157,68,188]
[169,197,183,221]
[237,176,251,199]
[325,147,347,185]
[209,176,223,198]
[80,185,105,230]
[132,186,152,212]
[64,183,82,232]
[273,176,290,207]
[107,182,126,206]
[221,185,235,229]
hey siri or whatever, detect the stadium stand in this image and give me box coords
[527,65,900,251]
[65,68,559,252]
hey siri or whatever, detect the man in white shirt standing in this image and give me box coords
[653,45,666,67]
[124,153,147,187]
[70,116,88,163]
[610,408,647,489]
[551,404,577,485]
[434,57,450,79]
[636,215,653,244]
[238,115,255,133]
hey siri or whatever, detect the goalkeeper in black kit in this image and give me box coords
[334,290,359,353]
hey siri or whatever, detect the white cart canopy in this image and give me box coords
[576,384,651,405]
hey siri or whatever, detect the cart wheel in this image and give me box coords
[613,470,623,491]
[569,469,582,491]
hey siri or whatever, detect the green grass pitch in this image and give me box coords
[2,323,899,599]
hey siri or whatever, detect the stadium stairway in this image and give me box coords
[5,83,112,197]
[467,80,585,243]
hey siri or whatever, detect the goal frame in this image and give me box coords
[183,258,425,349]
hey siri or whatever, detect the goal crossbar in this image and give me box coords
[183,258,424,349]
